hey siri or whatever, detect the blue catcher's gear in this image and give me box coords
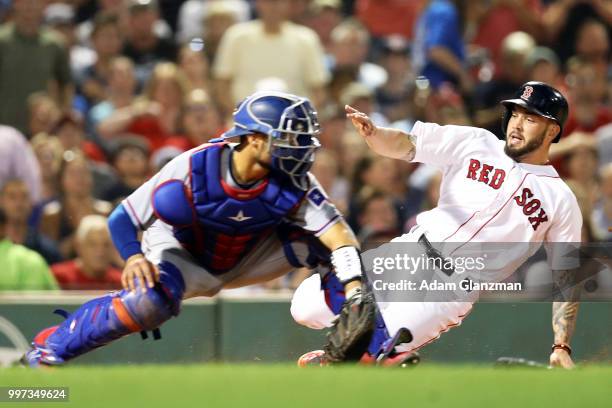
[152,143,307,273]
[23,262,185,366]
[210,91,321,190]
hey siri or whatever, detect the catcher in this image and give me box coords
[23,91,377,366]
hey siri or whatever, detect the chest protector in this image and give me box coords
[153,144,306,273]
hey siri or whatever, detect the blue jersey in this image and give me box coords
[412,0,465,89]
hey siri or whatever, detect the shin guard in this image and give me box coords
[29,261,185,365]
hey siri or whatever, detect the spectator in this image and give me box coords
[0,125,42,204]
[0,179,62,265]
[52,111,107,163]
[178,41,211,90]
[288,0,311,24]
[89,56,137,133]
[412,0,471,92]
[356,0,425,42]
[27,93,62,138]
[564,179,594,243]
[525,46,564,91]
[305,0,343,53]
[39,150,113,259]
[310,149,349,214]
[30,133,64,204]
[122,0,178,86]
[76,0,171,48]
[374,36,415,125]
[354,189,402,242]
[0,208,58,291]
[0,0,73,133]
[543,0,612,63]
[573,19,610,74]
[179,88,224,148]
[0,0,9,23]
[200,1,242,65]
[327,20,387,92]
[596,123,612,167]
[340,82,389,127]
[426,84,471,126]
[349,155,407,228]
[563,57,611,137]
[473,31,535,135]
[98,62,189,153]
[213,0,329,116]
[564,135,600,207]
[75,13,124,109]
[150,145,183,173]
[176,0,248,46]
[45,2,96,81]
[405,170,442,231]
[51,215,122,290]
[316,105,346,152]
[471,0,544,74]
[338,128,369,181]
[591,163,612,242]
[102,137,150,204]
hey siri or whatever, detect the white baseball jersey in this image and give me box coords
[121,144,342,237]
[409,121,582,277]
[291,121,583,353]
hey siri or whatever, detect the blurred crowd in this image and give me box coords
[0,0,609,292]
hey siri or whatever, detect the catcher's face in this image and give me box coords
[247,133,273,169]
[504,106,558,160]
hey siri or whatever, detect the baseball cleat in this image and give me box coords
[20,326,64,368]
[378,351,421,367]
[297,350,329,367]
[359,350,420,367]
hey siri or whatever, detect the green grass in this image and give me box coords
[0,364,610,408]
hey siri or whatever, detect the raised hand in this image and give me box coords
[345,105,416,161]
[345,105,376,138]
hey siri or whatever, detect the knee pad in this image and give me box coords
[121,261,185,331]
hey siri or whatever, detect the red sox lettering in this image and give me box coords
[465,158,548,231]
[513,188,549,231]
[466,159,506,190]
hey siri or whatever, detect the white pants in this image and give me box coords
[290,226,474,353]
[142,221,314,299]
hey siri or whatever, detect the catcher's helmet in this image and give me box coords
[210,91,321,190]
[500,81,568,143]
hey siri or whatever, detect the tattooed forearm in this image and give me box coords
[402,133,417,162]
[552,269,581,344]
[552,301,580,344]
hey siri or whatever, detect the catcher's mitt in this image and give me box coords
[323,288,377,362]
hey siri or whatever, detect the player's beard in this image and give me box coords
[504,128,546,161]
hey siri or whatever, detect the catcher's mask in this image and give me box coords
[211,91,321,190]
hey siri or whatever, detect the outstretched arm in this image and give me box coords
[345,105,417,161]
[550,269,581,369]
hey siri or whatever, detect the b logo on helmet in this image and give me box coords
[521,86,534,100]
